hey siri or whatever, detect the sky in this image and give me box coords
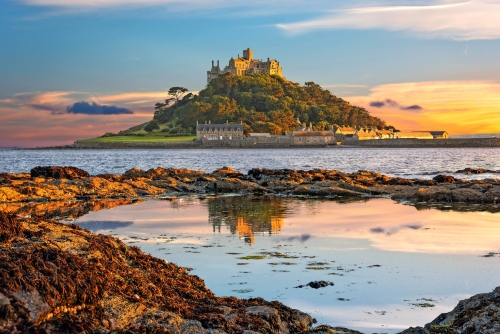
[1,0,500,147]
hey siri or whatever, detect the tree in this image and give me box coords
[168,87,189,107]
[144,120,160,133]
[152,73,392,134]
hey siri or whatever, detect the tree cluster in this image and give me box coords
[154,73,388,135]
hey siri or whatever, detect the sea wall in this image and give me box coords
[201,137,333,148]
[343,137,500,148]
[71,141,202,149]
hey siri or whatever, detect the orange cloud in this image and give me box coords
[348,81,500,135]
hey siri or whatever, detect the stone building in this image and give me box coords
[354,131,380,140]
[376,130,396,139]
[397,131,434,139]
[292,130,336,145]
[425,131,449,139]
[333,126,357,141]
[196,122,244,141]
[207,48,283,83]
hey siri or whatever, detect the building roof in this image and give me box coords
[293,131,334,137]
[398,131,433,138]
[196,124,244,131]
[416,131,448,136]
[335,127,357,134]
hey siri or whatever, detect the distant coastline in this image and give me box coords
[18,136,500,150]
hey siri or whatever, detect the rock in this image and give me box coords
[398,327,430,334]
[308,325,363,333]
[295,281,334,289]
[432,175,456,183]
[30,166,90,179]
[455,168,499,174]
[11,290,50,324]
[398,287,500,334]
[0,293,9,307]
[122,167,147,179]
[246,305,280,320]
[1,166,499,209]
[211,166,243,178]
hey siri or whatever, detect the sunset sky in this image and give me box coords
[1,0,500,147]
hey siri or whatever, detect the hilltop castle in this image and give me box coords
[207,48,283,83]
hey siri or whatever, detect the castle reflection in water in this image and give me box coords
[207,196,287,245]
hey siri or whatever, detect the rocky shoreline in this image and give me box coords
[1,166,499,212]
[1,212,500,334]
[1,166,500,333]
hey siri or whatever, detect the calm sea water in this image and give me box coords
[1,148,499,179]
[71,196,500,333]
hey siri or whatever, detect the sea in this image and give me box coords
[0,147,499,179]
[1,147,500,333]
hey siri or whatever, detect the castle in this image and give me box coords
[207,48,283,83]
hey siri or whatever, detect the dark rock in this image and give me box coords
[11,290,50,323]
[308,325,363,333]
[399,286,500,334]
[295,281,334,289]
[30,166,90,179]
[432,175,456,183]
[397,327,430,334]
[455,168,499,174]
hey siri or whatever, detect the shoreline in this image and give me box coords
[14,136,500,150]
[1,166,499,211]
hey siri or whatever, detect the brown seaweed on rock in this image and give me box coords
[0,213,313,333]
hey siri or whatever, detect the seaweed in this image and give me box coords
[0,213,312,333]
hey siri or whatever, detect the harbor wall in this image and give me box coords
[342,137,500,148]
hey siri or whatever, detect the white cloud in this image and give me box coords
[277,1,500,40]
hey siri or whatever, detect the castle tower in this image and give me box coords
[242,48,253,60]
[207,48,282,82]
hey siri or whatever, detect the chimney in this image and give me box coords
[212,60,214,67]
[217,60,220,67]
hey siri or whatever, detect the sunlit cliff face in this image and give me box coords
[349,81,500,135]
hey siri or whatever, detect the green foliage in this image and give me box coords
[77,135,196,143]
[144,120,160,133]
[154,74,388,133]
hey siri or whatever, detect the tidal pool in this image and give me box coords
[73,196,500,333]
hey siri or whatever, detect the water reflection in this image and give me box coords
[7,196,500,332]
[76,220,134,232]
[0,199,139,220]
[208,196,287,245]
